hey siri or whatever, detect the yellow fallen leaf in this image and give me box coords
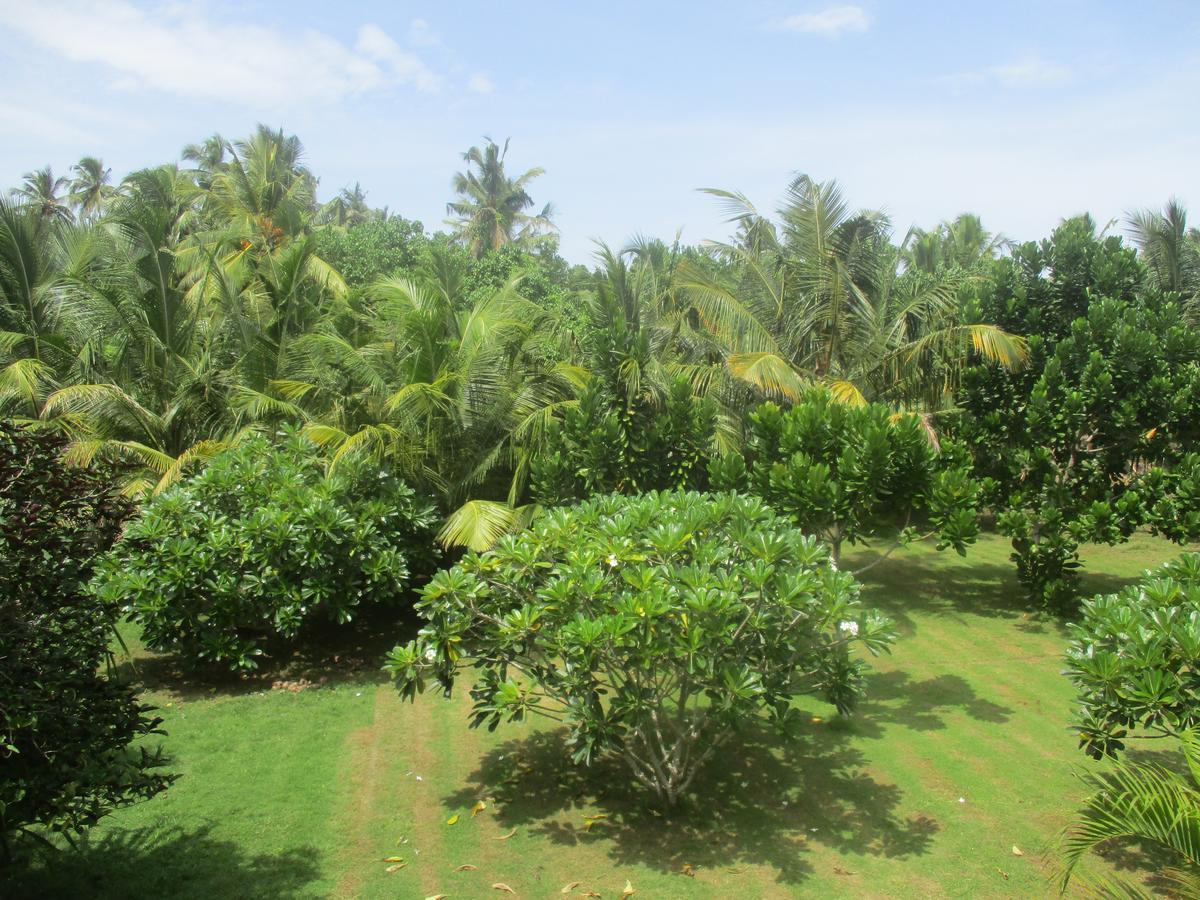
[386,863,406,873]
[426,896,448,900]
[584,813,608,821]
[493,883,516,894]
[472,799,488,817]
[561,882,582,893]
[621,880,636,898]
[811,716,823,723]
[456,863,478,871]
[1012,845,1024,856]
[581,893,602,899]
[1146,427,1158,439]
[383,855,405,862]
[446,814,460,826]
[494,827,517,840]
[681,863,696,877]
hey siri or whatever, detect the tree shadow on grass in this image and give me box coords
[444,722,938,886]
[848,540,1158,639]
[849,551,1052,634]
[110,602,424,701]
[6,824,322,900]
[853,670,1013,733]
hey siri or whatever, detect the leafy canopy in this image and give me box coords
[385,490,896,806]
[0,422,172,852]
[92,431,439,671]
[710,390,980,568]
[1066,553,1200,760]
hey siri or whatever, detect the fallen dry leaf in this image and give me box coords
[455,863,478,871]
[560,882,582,894]
[680,863,696,877]
[446,814,460,826]
[996,867,1010,880]
[472,799,488,817]
[494,827,517,841]
[383,856,404,862]
[833,865,855,876]
[426,896,448,900]
[386,863,406,874]
[621,879,636,898]
[580,893,601,899]
[1012,845,1024,856]
[493,883,516,894]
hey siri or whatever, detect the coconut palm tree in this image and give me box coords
[41,165,235,494]
[320,183,371,227]
[182,133,229,190]
[1128,199,1200,310]
[446,138,555,259]
[904,213,1009,274]
[12,167,73,225]
[1058,728,1200,897]
[680,175,1026,411]
[207,125,316,250]
[0,198,66,416]
[69,157,114,219]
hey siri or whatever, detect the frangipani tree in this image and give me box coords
[385,491,896,806]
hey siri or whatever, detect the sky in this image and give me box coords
[0,0,1197,263]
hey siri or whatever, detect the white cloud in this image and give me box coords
[777,5,872,37]
[407,18,440,47]
[0,0,439,106]
[987,57,1073,88]
[467,73,495,94]
[941,56,1073,90]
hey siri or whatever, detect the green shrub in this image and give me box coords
[710,391,980,569]
[93,432,440,672]
[1,422,173,853]
[1066,552,1200,759]
[385,490,895,806]
[532,378,715,504]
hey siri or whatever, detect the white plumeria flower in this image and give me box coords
[838,620,860,637]
[424,647,437,662]
[606,554,619,568]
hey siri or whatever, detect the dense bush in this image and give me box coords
[315,217,427,286]
[962,285,1200,610]
[710,391,980,569]
[532,378,716,504]
[0,422,172,853]
[92,432,440,671]
[1066,553,1200,759]
[385,490,895,806]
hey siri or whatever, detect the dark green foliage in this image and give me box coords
[92,432,440,671]
[975,215,1143,341]
[961,272,1200,609]
[0,422,173,853]
[385,490,895,805]
[1066,553,1200,760]
[711,391,980,567]
[316,217,427,286]
[532,378,715,504]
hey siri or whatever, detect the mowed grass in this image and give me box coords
[9,532,1192,899]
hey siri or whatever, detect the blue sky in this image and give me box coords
[0,0,1197,262]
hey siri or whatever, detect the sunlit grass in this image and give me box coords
[9,532,1192,898]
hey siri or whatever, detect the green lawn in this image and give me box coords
[10,533,1191,899]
